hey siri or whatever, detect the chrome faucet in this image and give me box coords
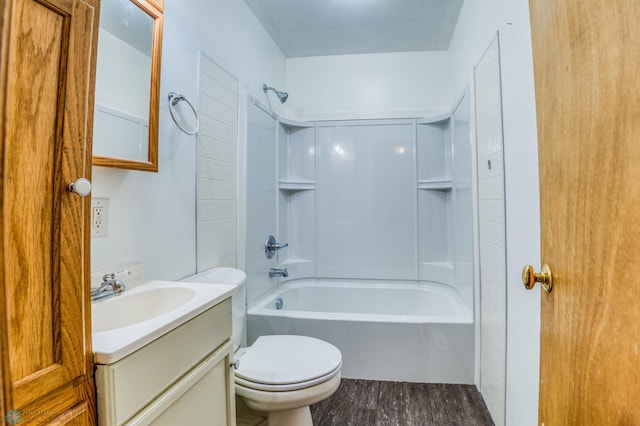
[265,235,288,259]
[269,268,289,278]
[91,270,129,301]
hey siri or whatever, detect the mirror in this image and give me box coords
[92,0,163,172]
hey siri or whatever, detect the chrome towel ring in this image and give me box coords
[168,92,199,135]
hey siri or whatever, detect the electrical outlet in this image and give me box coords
[91,198,109,238]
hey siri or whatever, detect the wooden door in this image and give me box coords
[530,0,640,423]
[0,0,99,422]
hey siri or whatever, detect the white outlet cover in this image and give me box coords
[91,197,109,238]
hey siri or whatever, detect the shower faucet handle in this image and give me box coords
[265,235,288,259]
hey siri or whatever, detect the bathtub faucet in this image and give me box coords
[269,268,289,278]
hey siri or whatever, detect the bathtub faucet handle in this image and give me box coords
[265,235,289,259]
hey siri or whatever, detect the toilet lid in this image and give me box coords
[235,335,342,385]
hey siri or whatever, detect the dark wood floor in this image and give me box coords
[310,379,495,426]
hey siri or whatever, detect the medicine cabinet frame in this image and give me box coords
[92,0,163,172]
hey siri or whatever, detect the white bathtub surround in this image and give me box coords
[246,107,473,297]
[247,280,474,384]
[243,92,476,383]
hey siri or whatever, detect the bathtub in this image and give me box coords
[247,280,474,384]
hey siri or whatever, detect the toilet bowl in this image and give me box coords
[235,334,342,425]
[182,268,342,426]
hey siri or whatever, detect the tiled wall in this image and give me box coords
[474,36,507,426]
[197,54,240,272]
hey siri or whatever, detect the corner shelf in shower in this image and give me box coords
[278,258,315,281]
[420,261,454,285]
[417,179,452,190]
[278,180,316,191]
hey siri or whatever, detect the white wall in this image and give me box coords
[286,51,451,121]
[91,0,286,280]
[448,0,541,424]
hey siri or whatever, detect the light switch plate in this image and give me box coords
[91,197,109,238]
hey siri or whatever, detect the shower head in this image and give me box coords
[263,84,289,104]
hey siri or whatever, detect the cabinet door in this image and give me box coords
[126,340,236,426]
[0,0,99,422]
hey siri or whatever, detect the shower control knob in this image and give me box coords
[265,235,289,259]
[67,178,92,197]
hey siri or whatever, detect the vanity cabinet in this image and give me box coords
[0,0,99,422]
[95,298,235,425]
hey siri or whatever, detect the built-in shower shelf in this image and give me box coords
[420,262,454,285]
[452,180,472,190]
[278,259,315,279]
[279,180,316,191]
[417,179,452,190]
[279,258,314,265]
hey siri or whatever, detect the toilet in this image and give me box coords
[182,267,342,426]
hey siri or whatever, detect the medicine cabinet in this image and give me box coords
[92,0,163,172]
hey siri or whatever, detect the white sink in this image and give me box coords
[92,280,235,364]
[92,287,197,332]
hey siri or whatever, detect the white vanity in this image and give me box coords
[92,280,236,425]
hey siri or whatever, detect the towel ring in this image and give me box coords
[168,92,199,135]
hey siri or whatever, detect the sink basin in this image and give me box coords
[92,280,236,364]
[92,287,196,332]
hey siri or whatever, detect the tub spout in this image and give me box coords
[269,268,288,278]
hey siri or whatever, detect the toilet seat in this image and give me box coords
[235,335,342,391]
[235,362,341,391]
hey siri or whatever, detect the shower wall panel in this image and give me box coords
[317,124,416,280]
[452,90,474,314]
[245,102,279,303]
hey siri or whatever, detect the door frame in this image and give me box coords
[499,7,542,426]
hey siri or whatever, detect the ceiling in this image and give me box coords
[244,0,465,58]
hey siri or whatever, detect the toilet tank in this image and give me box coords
[181,267,247,350]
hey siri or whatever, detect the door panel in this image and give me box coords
[5,0,65,381]
[1,0,98,419]
[530,0,640,423]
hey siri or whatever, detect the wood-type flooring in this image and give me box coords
[310,379,495,426]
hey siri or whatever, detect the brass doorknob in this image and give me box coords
[522,264,553,293]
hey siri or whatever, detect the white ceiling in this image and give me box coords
[244,0,465,58]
